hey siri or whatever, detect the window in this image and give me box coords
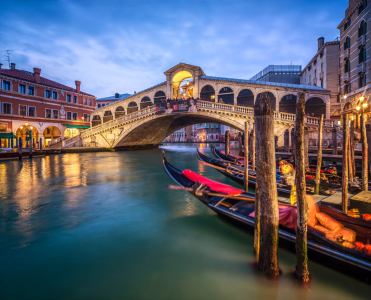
[321,79,324,88]
[45,90,51,98]
[74,96,77,103]
[359,21,367,37]
[52,91,58,100]
[339,75,341,85]
[359,1,367,14]
[3,103,11,114]
[102,104,105,107]
[308,66,311,71]
[98,104,101,108]
[72,112,77,120]
[83,113,88,121]
[67,94,71,102]
[344,18,351,31]
[313,58,317,65]
[19,84,26,94]
[67,112,71,120]
[20,105,27,116]
[3,80,10,90]
[29,107,35,117]
[83,98,87,105]
[359,74,367,88]
[344,84,349,94]
[320,51,324,58]
[344,37,350,50]
[46,109,51,118]
[337,95,341,103]
[53,110,59,119]
[89,99,92,106]
[359,48,366,63]
[28,86,35,95]
[345,59,350,73]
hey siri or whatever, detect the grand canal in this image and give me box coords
[0,144,370,299]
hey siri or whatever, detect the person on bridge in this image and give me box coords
[165,102,173,114]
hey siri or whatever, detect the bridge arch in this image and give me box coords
[279,94,297,114]
[154,91,166,104]
[127,101,139,114]
[92,115,102,127]
[305,97,326,117]
[103,110,113,123]
[218,87,234,105]
[115,106,126,119]
[140,96,152,109]
[200,85,215,102]
[257,92,276,110]
[237,89,254,107]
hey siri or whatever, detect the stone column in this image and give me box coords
[325,102,331,119]
[193,72,199,99]
[166,74,171,99]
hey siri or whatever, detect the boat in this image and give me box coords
[162,151,371,282]
[210,146,361,194]
[0,149,45,161]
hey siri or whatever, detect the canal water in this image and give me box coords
[0,144,370,299]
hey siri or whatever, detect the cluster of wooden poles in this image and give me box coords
[221,92,369,282]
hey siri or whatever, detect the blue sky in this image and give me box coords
[0,0,348,98]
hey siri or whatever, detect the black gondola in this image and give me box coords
[162,151,371,283]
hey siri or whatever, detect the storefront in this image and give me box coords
[0,132,15,148]
[63,124,90,139]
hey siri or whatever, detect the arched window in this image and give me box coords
[115,106,125,119]
[200,85,215,102]
[359,47,366,63]
[359,21,367,37]
[279,94,297,114]
[92,115,102,127]
[154,91,166,104]
[359,74,367,88]
[344,37,351,50]
[321,63,323,73]
[103,110,113,123]
[98,104,101,108]
[305,97,326,118]
[140,96,152,109]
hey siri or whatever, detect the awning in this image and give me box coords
[0,133,14,138]
[64,125,90,129]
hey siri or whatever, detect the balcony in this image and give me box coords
[357,62,366,74]
[357,35,366,48]
[343,73,349,82]
[344,48,350,60]
[319,71,324,79]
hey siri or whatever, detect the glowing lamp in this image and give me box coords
[356,106,361,111]
[363,103,368,108]
[360,96,365,101]
[25,122,28,126]
[344,95,347,99]
[20,126,23,129]
[30,126,33,129]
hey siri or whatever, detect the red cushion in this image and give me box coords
[182,170,244,196]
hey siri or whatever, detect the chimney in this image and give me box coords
[75,80,81,93]
[0,63,2,69]
[33,68,41,83]
[318,37,325,50]
[134,91,136,94]
[10,63,16,69]
[115,93,120,98]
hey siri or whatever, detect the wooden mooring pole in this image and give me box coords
[284,129,290,153]
[225,130,230,156]
[314,115,324,195]
[250,124,256,170]
[304,127,309,170]
[238,132,243,156]
[361,113,368,191]
[254,92,279,276]
[294,92,310,282]
[342,114,349,214]
[29,130,33,159]
[244,122,249,191]
[18,137,22,161]
[332,127,338,155]
[350,121,355,181]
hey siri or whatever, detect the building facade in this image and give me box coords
[338,0,371,120]
[250,65,302,84]
[299,37,341,119]
[0,64,96,148]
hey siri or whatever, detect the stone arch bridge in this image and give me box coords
[65,63,337,149]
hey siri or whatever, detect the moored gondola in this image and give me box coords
[162,151,371,283]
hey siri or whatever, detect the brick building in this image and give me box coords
[0,64,96,148]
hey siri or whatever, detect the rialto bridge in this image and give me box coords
[63,63,337,149]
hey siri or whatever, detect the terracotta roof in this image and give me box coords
[0,69,95,97]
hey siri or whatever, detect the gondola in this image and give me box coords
[210,146,361,194]
[162,151,371,282]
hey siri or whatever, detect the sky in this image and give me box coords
[0,0,348,98]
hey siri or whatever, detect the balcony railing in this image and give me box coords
[343,73,349,82]
[357,35,366,48]
[344,48,350,60]
[357,62,366,74]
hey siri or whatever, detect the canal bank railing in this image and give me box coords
[63,100,336,147]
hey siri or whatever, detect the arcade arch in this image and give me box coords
[154,91,166,104]
[237,89,254,107]
[200,85,215,102]
[127,101,139,114]
[257,92,276,110]
[305,97,326,117]
[115,106,126,119]
[43,126,61,147]
[15,125,39,148]
[92,115,102,127]
[140,97,152,109]
[103,111,113,123]
[218,87,234,105]
[279,94,297,114]
[172,71,193,99]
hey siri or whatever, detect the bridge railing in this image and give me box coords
[197,100,333,127]
[81,105,156,138]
